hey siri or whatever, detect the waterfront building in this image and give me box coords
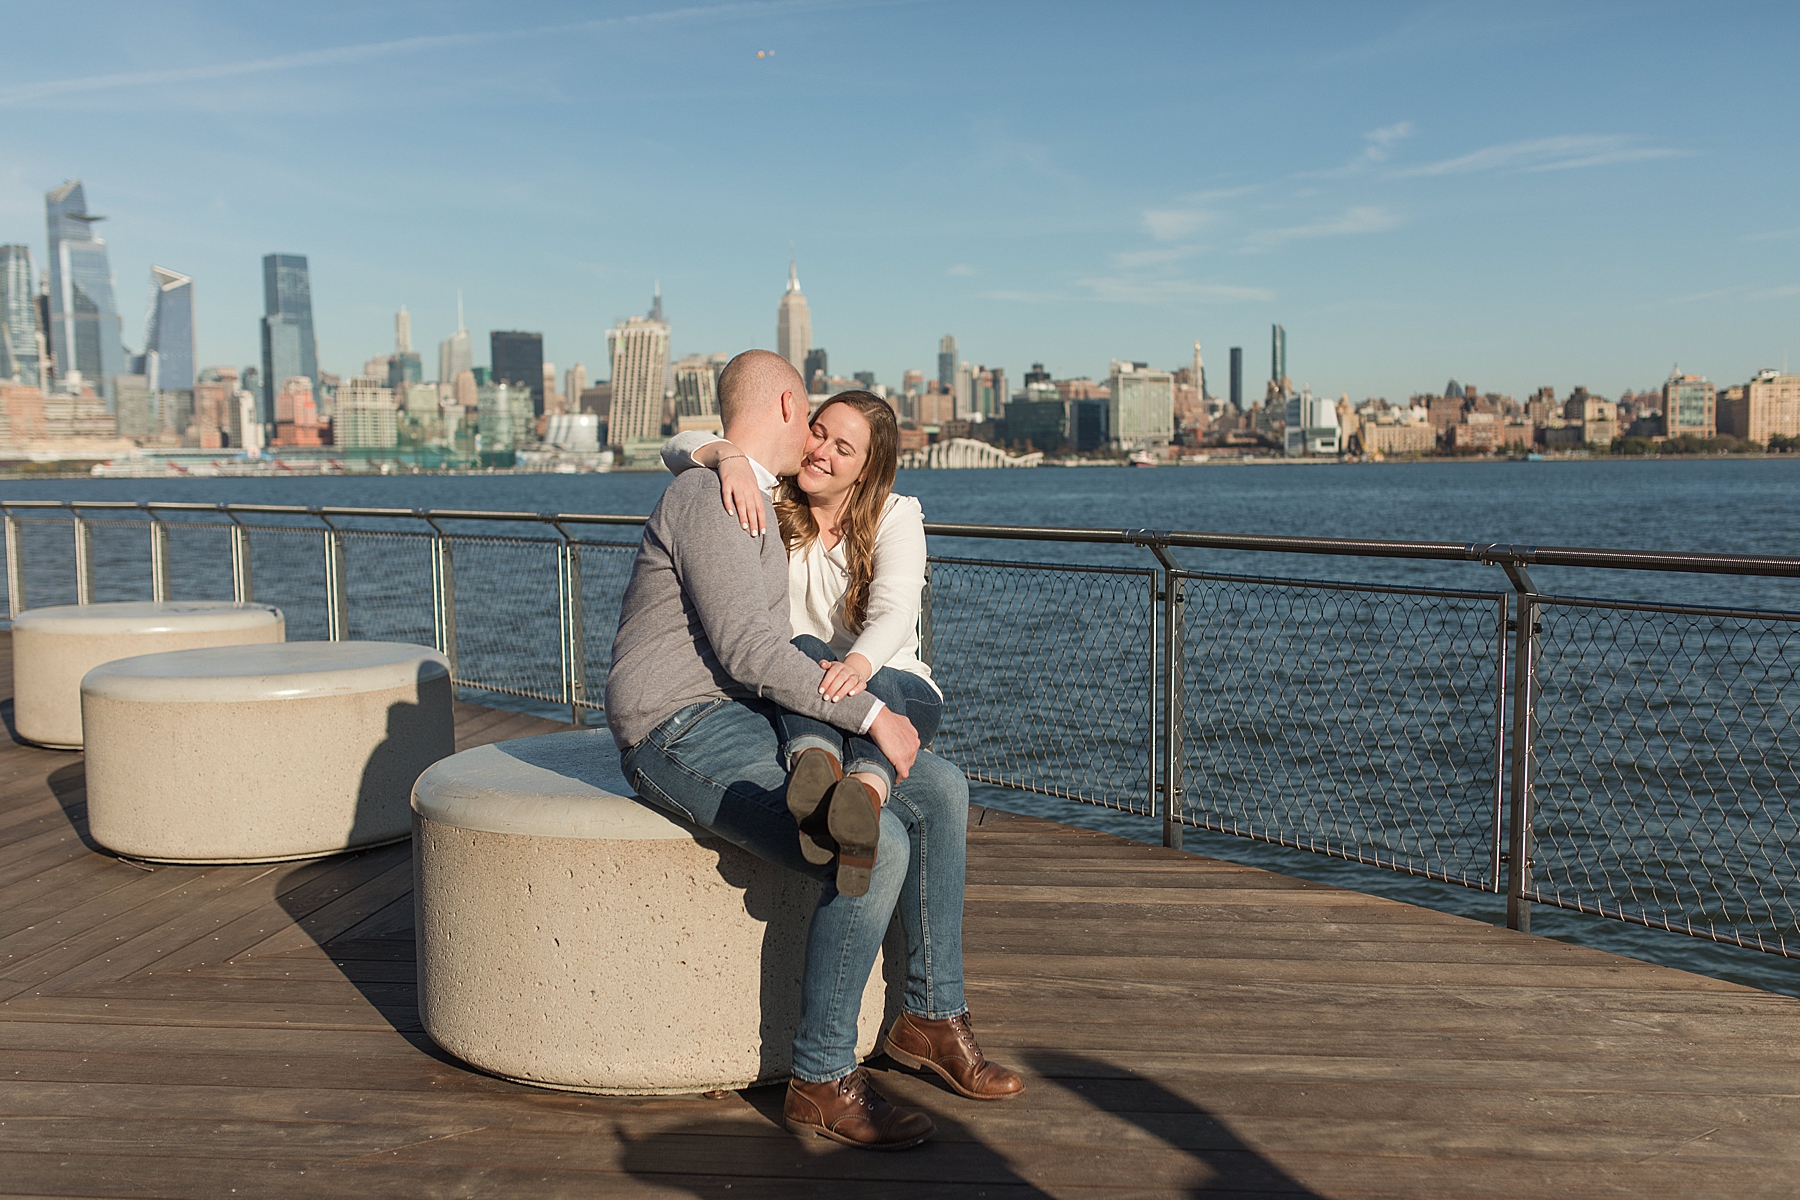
[271,376,323,447]
[954,362,975,420]
[477,380,532,455]
[605,309,671,451]
[1,383,47,441]
[777,255,811,376]
[804,348,829,392]
[1661,368,1716,439]
[113,374,152,439]
[190,367,241,449]
[335,376,399,450]
[1719,370,1800,443]
[1004,397,1066,452]
[563,363,587,417]
[672,354,722,424]
[0,245,42,386]
[545,413,601,453]
[260,254,318,429]
[1359,412,1435,457]
[1109,361,1174,451]
[42,384,116,440]
[439,294,472,388]
[937,335,956,391]
[1284,386,1341,457]
[490,331,545,416]
[45,182,126,405]
[1564,388,1617,445]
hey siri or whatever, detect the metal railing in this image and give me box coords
[5,499,1800,958]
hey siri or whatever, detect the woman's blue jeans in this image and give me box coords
[776,634,944,792]
[620,696,968,1084]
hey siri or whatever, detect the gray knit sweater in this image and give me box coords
[605,469,881,750]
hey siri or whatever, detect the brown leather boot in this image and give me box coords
[782,1068,935,1150]
[883,1012,1025,1101]
[786,747,843,866]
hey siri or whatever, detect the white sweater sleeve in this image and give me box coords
[847,495,927,672]
[660,430,728,475]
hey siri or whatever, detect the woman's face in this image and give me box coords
[796,402,872,504]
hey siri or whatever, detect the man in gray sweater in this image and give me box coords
[608,350,1021,1151]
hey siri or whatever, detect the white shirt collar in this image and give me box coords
[745,454,779,496]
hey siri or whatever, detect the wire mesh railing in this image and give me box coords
[1171,571,1508,890]
[5,500,1800,961]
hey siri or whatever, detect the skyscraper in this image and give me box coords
[438,292,472,387]
[938,335,957,390]
[0,245,41,386]
[804,347,828,391]
[491,331,546,416]
[260,254,318,428]
[142,266,195,394]
[607,308,670,449]
[1229,347,1243,411]
[777,253,811,376]
[395,306,411,354]
[45,181,126,404]
[1270,325,1287,390]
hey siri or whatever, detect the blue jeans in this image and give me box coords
[620,696,969,1083]
[777,634,944,792]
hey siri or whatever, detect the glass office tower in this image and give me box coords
[491,331,545,416]
[45,181,126,405]
[142,266,195,394]
[0,245,41,386]
[260,254,318,428]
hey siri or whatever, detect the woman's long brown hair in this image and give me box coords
[775,390,899,631]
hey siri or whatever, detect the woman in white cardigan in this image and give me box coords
[661,391,939,897]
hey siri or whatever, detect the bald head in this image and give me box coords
[718,349,804,432]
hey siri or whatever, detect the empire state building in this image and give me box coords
[776,254,811,377]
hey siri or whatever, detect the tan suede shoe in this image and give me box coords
[782,1069,935,1150]
[883,1011,1025,1101]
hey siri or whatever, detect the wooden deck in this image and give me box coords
[3,634,1800,1198]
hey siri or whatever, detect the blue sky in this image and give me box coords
[2,1,1796,401]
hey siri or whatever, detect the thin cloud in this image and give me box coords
[0,1,879,106]
[948,264,976,276]
[1746,226,1800,242]
[1112,246,1200,269]
[1668,283,1800,305]
[1301,120,1417,179]
[978,289,1073,303]
[1078,278,1274,305]
[1241,206,1401,252]
[1392,134,1683,178]
[1143,208,1214,241]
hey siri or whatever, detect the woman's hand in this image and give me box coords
[717,455,765,535]
[818,656,870,702]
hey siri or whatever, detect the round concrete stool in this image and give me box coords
[412,730,897,1096]
[12,600,285,749]
[82,641,454,864]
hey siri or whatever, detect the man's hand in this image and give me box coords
[867,707,919,782]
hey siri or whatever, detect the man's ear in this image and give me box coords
[780,389,796,423]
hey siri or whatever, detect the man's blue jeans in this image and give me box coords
[776,633,944,793]
[620,697,969,1083]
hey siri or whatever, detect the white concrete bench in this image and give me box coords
[82,641,454,864]
[12,600,285,749]
[412,730,895,1096]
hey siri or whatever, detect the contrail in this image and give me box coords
[0,0,899,106]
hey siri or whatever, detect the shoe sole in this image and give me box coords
[782,1116,933,1150]
[787,749,841,866]
[884,1042,1026,1102]
[826,778,881,897]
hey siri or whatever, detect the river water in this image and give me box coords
[7,457,1800,995]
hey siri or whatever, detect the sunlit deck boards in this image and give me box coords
[3,631,1799,1198]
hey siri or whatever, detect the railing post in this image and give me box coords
[71,508,93,605]
[4,509,24,618]
[320,516,348,639]
[552,520,586,726]
[425,517,458,686]
[918,562,933,667]
[224,511,253,603]
[1487,592,1510,893]
[147,509,171,604]
[1503,565,1541,933]
[1162,567,1186,851]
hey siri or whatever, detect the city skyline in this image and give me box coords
[0,4,1795,400]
